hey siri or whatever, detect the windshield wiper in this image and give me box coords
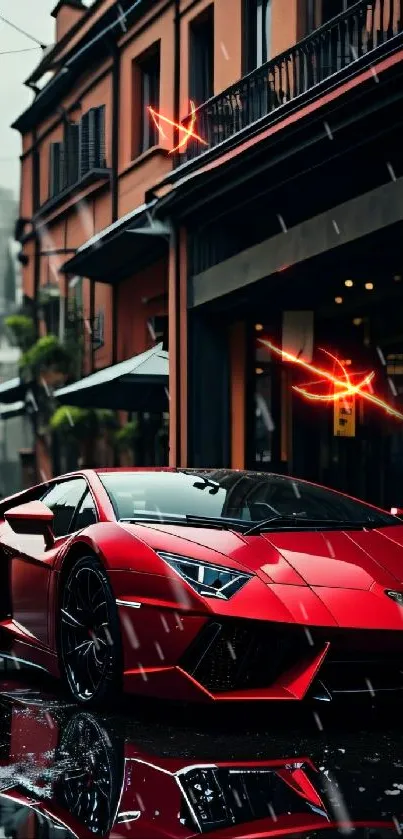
[119,513,248,531]
[244,515,370,535]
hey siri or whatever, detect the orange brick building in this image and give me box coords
[11,0,403,507]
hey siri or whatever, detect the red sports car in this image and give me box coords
[1,468,403,706]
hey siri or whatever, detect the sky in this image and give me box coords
[0,0,55,198]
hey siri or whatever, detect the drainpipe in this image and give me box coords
[173,0,182,463]
[111,41,120,365]
[32,127,40,341]
[173,0,181,154]
[90,278,95,373]
[31,126,40,482]
[111,42,120,225]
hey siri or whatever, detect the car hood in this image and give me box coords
[121,521,403,590]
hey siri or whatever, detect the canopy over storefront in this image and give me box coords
[0,378,25,404]
[60,201,170,283]
[0,400,25,420]
[54,344,169,412]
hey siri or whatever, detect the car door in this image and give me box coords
[6,478,88,647]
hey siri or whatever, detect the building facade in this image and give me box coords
[0,188,33,496]
[12,0,403,506]
[157,0,403,509]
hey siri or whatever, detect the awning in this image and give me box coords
[0,400,25,420]
[60,201,170,283]
[54,343,169,412]
[0,377,25,404]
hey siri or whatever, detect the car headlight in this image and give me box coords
[157,552,252,600]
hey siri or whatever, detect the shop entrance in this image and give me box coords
[243,229,403,509]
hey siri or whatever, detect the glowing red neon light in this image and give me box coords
[259,338,403,421]
[148,101,209,154]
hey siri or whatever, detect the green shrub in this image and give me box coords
[21,335,75,378]
[5,315,35,352]
[50,406,117,440]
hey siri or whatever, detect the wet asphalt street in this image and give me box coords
[0,661,403,838]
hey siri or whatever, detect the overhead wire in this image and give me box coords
[0,46,42,55]
[0,13,47,48]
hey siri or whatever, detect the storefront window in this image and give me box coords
[255,354,274,465]
[253,326,279,470]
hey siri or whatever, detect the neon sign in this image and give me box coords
[148,100,209,154]
[259,338,403,421]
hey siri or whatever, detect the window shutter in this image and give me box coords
[93,106,105,168]
[65,122,79,186]
[80,107,106,179]
[59,143,66,191]
[49,142,63,197]
[79,111,90,177]
[87,108,96,171]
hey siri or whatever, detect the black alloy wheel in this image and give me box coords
[54,712,124,836]
[59,556,122,705]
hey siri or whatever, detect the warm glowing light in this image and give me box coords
[255,323,264,332]
[365,282,374,290]
[256,367,264,375]
[353,318,363,326]
[394,275,401,282]
[345,279,353,287]
[258,338,403,421]
[335,296,343,304]
[148,100,209,154]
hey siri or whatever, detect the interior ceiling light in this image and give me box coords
[353,318,363,326]
[365,282,374,290]
[335,296,343,304]
[255,324,264,332]
[345,280,354,287]
[255,367,264,375]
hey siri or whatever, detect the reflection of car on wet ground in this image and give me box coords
[2,468,403,706]
[0,684,402,839]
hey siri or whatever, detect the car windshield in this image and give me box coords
[98,470,398,528]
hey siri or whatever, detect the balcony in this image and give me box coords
[180,0,403,163]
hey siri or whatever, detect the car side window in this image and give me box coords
[41,479,88,538]
[72,490,98,532]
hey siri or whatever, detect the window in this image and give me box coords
[189,6,214,104]
[244,0,272,73]
[92,309,105,351]
[43,297,60,336]
[139,45,160,153]
[41,478,88,538]
[48,107,105,200]
[72,490,98,531]
[98,470,398,528]
[321,0,356,24]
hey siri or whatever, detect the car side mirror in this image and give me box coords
[5,500,55,548]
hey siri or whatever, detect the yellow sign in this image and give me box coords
[334,396,356,437]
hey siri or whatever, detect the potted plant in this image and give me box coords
[20,334,76,388]
[4,314,36,353]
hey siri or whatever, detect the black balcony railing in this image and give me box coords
[180,0,403,163]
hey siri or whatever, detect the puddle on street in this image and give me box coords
[0,663,402,838]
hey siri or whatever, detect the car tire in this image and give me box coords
[58,555,123,706]
[54,711,124,835]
